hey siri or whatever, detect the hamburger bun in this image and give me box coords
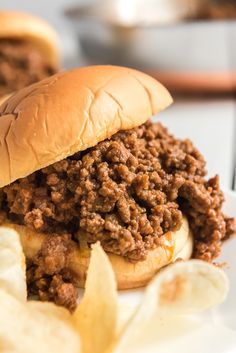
[0,11,60,66]
[71,217,193,289]
[0,65,172,187]
[3,216,193,289]
[0,93,12,106]
[0,65,192,289]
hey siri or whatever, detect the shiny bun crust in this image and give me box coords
[0,93,12,106]
[0,11,60,66]
[4,217,192,289]
[0,65,173,187]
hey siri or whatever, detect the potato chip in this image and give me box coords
[73,242,118,353]
[114,260,229,352]
[0,289,80,353]
[0,226,229,353]
[157,260,229,314]
[0,227,26,301]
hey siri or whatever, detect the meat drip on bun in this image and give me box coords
[0,66,234,311]
[0,11,60,97]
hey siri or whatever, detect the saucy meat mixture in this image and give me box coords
[0,39,57,96]
[0,121,234,311]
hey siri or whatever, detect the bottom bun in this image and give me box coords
[3,216,193,290]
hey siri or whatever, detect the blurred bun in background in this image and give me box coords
[0,11,60,97]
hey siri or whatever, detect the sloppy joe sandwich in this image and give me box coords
[0,65,234,311]
[0,11,60,97]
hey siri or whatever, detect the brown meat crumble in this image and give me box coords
[0,39,57,96]
[0,121,235,310]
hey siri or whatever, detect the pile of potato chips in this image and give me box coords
[0,226,229,353]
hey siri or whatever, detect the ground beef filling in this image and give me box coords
[0,39,57,96]
[0,121,235,309]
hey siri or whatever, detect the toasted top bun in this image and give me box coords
[0,11,60,66]
[3,216,192,289]
[0,65,173,187]
[0,93,12,106]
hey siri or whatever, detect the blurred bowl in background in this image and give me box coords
[65,0,202,27]
[65,0,236,93]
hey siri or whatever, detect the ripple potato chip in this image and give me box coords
[157,260,229,314]
[73,243,118,353]
[0,227,26,301]
[0,289,80,353]
[0,228,230,353]
[114,260,229,352]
